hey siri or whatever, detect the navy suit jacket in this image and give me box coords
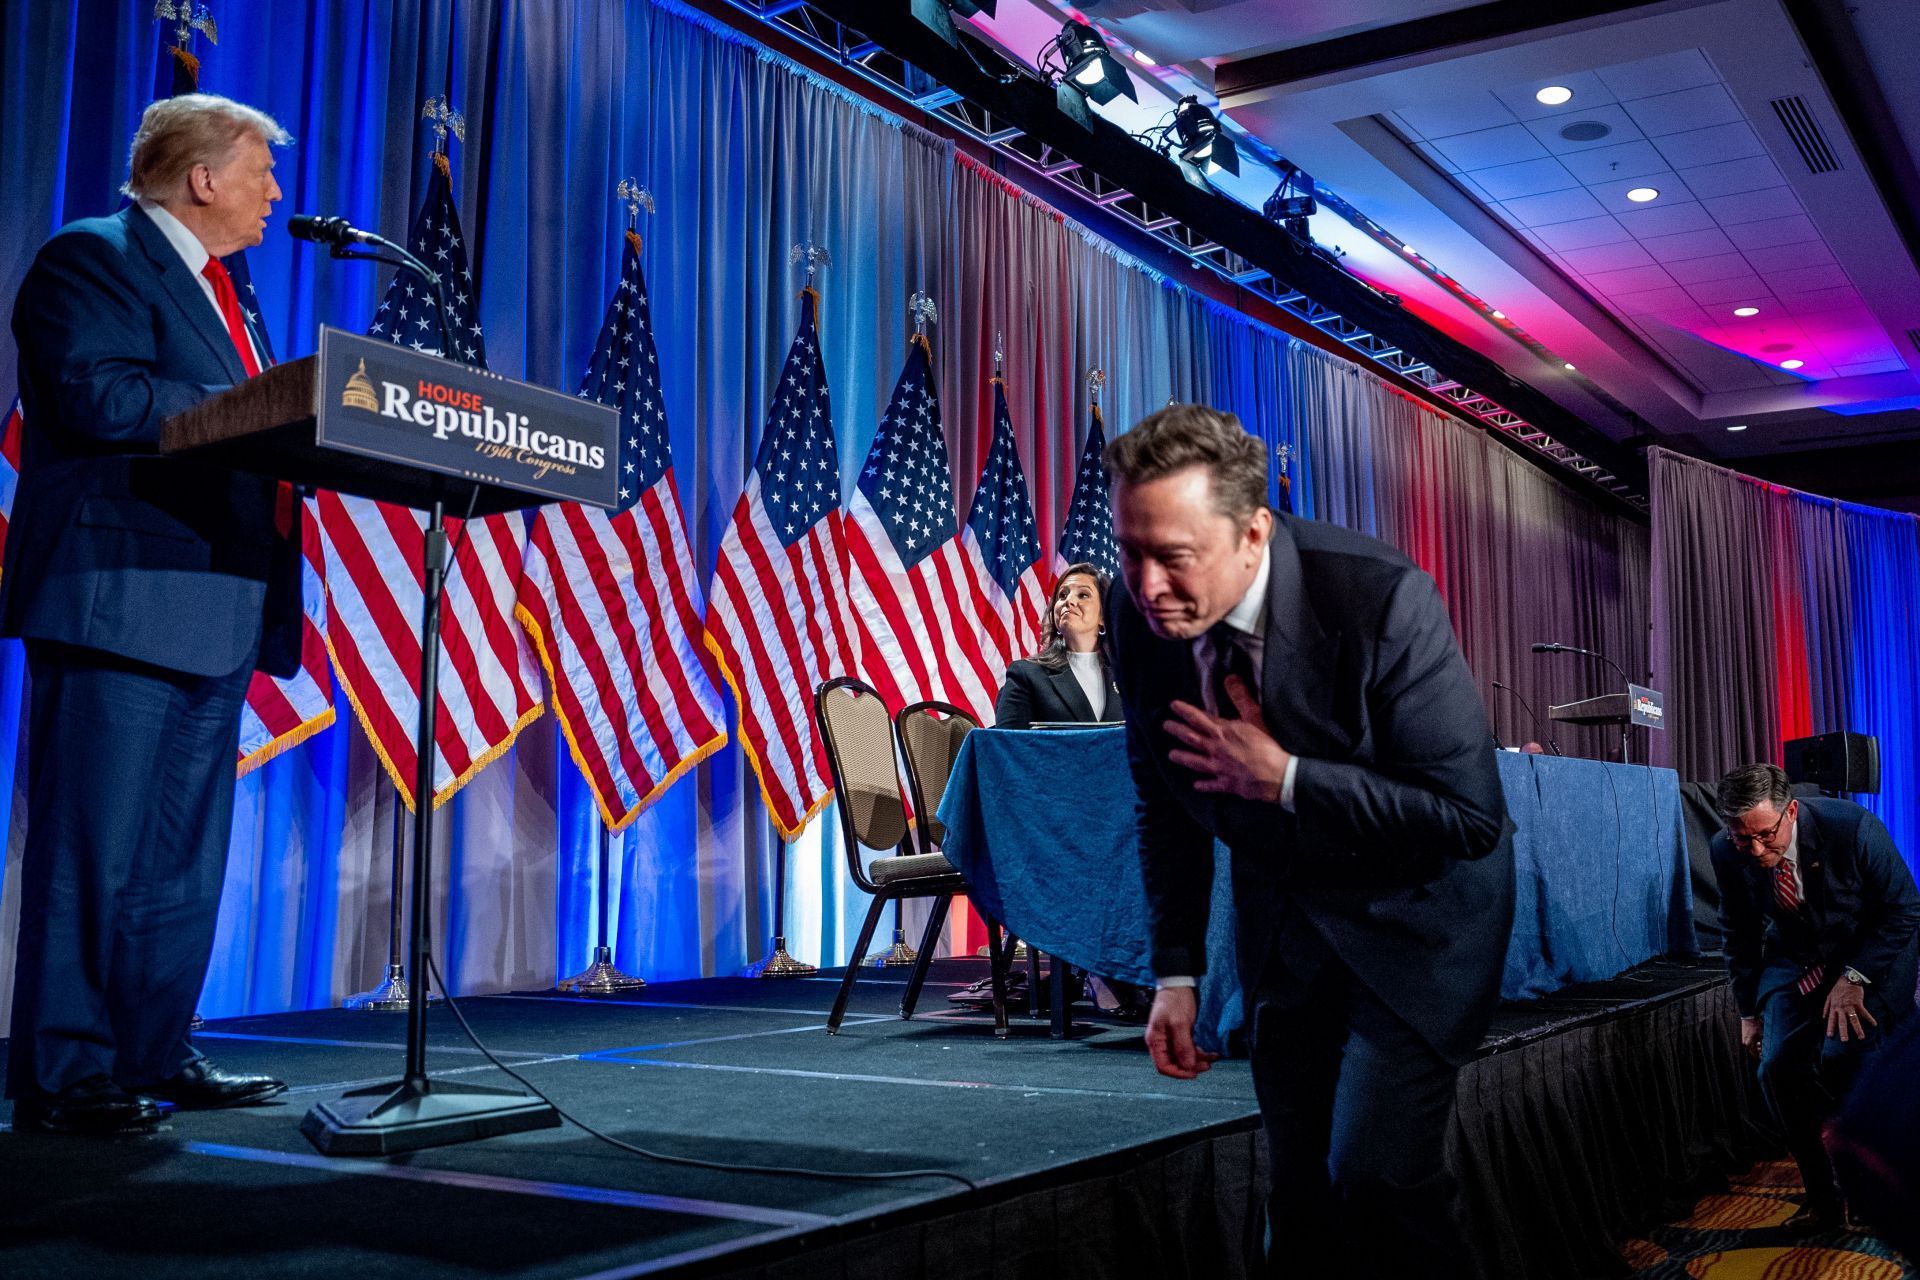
[994,656,1120,728]
[1711,797,1920,1020]
[1113,513,1515,1065]
[2,205,300,678]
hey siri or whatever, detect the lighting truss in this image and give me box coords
[716,0,1644,508]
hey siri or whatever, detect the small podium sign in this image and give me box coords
[1629,683,1665,730]
[316,327,619,510]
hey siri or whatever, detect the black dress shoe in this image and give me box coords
[1780,1203,1845,1236]
[143,1060,287,1110]
[11,1075,161,1135]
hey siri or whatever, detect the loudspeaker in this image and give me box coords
[1783,731,1879,794]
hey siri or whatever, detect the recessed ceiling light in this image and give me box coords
[1781,359,1804,369]
[1626,187,1660,203]
[1491,310,1506,319]
[1733,306,1760,317]
[1536,86,1573,106]
[1131,49,1155,66]
[1563,362,1576,371]
[1728,423,1748,432]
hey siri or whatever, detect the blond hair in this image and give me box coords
[122,93,290,201]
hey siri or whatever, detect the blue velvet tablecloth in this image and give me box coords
[935,729,1696,1034]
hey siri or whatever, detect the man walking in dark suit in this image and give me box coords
[1106,405,1513,1278]
[1710,762,1920,1232]
[3,93,301,1134]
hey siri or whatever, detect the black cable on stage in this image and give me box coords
[421,953,981,1193]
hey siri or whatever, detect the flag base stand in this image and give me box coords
[301,1076,559,1157]
[751,936,816,979]
[345,963,441,1012]
[557,947,646,996]
[869,928,919,967]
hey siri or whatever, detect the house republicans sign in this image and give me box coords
[316,326,619,509]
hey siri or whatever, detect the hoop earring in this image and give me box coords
[1097,624,1106,636]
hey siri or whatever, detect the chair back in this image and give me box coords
[895,700,979,856]
[815,676,910,892]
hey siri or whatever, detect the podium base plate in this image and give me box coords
[302,1077,559,1157]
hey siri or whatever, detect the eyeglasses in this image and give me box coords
[1726,805,1790,848]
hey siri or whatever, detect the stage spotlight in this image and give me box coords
[1057,21,1135,106]
[1171,96,1239,176]
[910,0,996,47]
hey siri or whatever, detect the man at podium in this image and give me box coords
[2,94,300,1134]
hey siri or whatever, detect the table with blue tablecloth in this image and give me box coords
[935,728,1696,1050]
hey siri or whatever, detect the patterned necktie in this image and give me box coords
[1773,862,1825,995]
[201,258,294,534]
[200,256,261,378]
[1208,626,1256,721]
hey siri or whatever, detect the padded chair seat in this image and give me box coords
[869,852,959,886]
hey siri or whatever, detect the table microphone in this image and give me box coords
[1491,680,1561,755]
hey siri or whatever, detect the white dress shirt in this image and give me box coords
[137,199,265,368]
[1066,649,1109,722]
[1161,548,1302,993]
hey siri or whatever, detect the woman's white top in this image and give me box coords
[1067,649,1108,721]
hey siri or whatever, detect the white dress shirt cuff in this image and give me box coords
[1155,976,1198,990]
[1280,754,1301,812]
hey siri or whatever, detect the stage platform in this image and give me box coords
[1,956,1759,1279]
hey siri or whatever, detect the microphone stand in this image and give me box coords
[1535,644,1634,765]
[327,235,455,361]
[1490,681,1561,756]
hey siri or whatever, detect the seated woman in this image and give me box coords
[993,562,1119,729]
[957,565,1146,1019]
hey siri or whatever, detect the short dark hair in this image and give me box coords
[1714,762,1794,822]
[1103,403,1268,525]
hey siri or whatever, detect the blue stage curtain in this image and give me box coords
[0,0,1657,1020]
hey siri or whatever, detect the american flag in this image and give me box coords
[704,291,859,839]
[516,231,727,829]
[316,150,544,809]
[963,379,1047,666]
[1056,404,1120,580]
[842,336,1001,723]
[236,508,336,772]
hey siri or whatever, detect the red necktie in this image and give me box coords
[202,257,293,534]
[201,256,261,378]
[1773,863,1825,995]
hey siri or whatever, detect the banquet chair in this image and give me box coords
[815,677,1009,1036]
[898,698,1074,1036]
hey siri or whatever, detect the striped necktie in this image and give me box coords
[1774,862,1825,995]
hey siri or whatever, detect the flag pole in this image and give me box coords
[343,799,440,1010]
[558,819,646,994]
[753,818,816,978]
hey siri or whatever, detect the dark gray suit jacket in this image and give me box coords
[1113,512,1515,1064]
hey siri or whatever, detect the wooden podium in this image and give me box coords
[162,328,617,1155]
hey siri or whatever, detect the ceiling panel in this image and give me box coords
[1676,155,1787,198]
[1586,263,1682,295]
[1532,214,1633,251]
[1618,83,1745,137]
[1502,186,1609,226]
[1611,201,1717,237]
[1664,252,1754,284]
[1639,227,1739,262]
[1427,123,1551,169]
[1560,241,1657,273]
[1389,96,1519,141]
[1467,156,1581,199]
[1723,214,1820,251]
[1700,187,1804,224]
[1558,139,1671,184]
[1650,122,1767,170]
[1591,48,1719,101]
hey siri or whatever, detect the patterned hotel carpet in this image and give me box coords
[1621,1158,1913,1279]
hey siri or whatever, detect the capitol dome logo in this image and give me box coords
[341,358,378,412]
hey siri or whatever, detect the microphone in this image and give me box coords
[1530,640,1630,688]
[1491,681,1561,755]
[287,214,380,248]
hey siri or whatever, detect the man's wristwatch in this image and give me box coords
[1842,966,1870,986]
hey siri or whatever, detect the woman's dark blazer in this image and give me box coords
[993,656,1121,728]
